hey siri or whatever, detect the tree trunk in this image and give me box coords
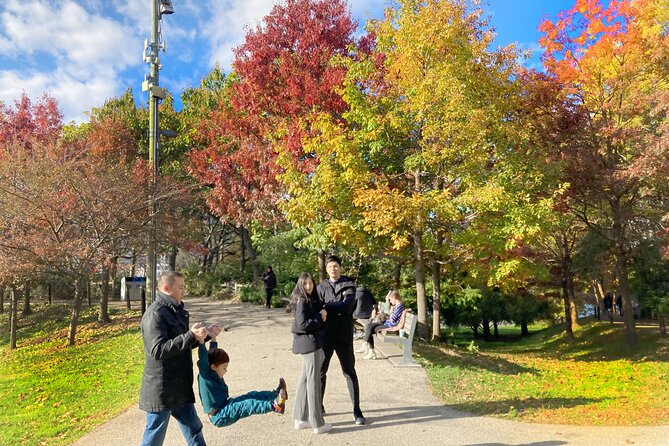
[482,319,491,341]
[659,314,667,336]
[243,226,260,283]
[0,287,4,314]
[86,277,92,307]
[611,202,637,350]
[431,247,442,342]
[22,281,32,316]
[592,280,604,320]
[47,283,52,305]
[168,245,178,271]
[562,277,574,341]
[561,235,574,340]
[129,250,137,277]
[99,261,112,323]
[9,287,18,349]
[239,225,247,274]
[317,249,326,282]
[520,321,529,336]
[413,230,428,339]
[68,276,84,347]
[566,264,579,328]
[393,262,402,290]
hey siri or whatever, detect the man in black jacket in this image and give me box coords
[262,266,277,308]
[317,255,366,426]
[139,271,209,446]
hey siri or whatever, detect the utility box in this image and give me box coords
[121,276,146,301]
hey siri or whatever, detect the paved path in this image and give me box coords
[72,298,669,446]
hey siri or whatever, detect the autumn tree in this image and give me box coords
[281,0,553,339]
[188,0,358,281]
[539,0,669,349]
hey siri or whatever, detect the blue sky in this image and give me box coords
[0,0,575,123]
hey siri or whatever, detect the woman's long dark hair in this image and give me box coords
[287,272,318,313]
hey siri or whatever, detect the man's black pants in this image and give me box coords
[264,288,273,308]
[320,340,362,418]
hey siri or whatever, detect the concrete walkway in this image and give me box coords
[72,298,669,446]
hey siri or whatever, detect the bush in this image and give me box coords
[237,285,264,304]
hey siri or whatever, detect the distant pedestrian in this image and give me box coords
[262,266,277,309]
[616,294,623,316]
[604,292,613,315]
[139,271,209,446]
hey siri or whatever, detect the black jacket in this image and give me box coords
[139,292,200,412]
[262,271,277,290]
[352,285,375,320]
[291,295,324,354]
[317,275,356,344]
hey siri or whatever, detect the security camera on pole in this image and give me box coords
[142,0,174,312]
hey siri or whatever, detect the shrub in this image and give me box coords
[237,285,264,304]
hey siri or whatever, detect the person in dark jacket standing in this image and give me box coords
[262,266,277,308]
[289,272,332,434]
[317,255,366,426]
[139,271,209,446]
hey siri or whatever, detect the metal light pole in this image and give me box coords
[143,0,173,311]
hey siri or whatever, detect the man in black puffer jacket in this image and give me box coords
[139,271,209,446]
[317,255,366,426]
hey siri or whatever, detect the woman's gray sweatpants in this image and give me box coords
[293,348,325,428]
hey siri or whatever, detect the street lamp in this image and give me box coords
[142,0,174,313]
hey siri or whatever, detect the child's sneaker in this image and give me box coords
[275,377,288,400]
[313,423,333,434]
[272,395,286,414]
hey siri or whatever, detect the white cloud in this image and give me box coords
[0,69,121,123]
[0,0,141,122]
[0,0,140,73]
[201,0,278,69]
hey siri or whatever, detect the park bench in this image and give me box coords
[373,311,420,367]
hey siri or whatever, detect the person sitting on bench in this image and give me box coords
[356,290,405,360]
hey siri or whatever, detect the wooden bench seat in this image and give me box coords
[374,311,420,367]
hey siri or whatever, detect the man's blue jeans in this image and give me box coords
[141,403,206,446]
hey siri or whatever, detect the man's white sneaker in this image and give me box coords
[294,420,311,430]
[313,423,333,434]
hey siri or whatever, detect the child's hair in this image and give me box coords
[208,347,230,366]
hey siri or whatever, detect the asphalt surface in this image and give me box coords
[71,298,669,446]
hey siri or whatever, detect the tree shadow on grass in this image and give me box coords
[479,322,669,363]
[416,342,539,376]
[448,396,607,418]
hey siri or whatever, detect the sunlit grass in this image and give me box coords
[0,303,144,446]
[417,321,669,425]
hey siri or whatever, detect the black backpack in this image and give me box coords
[352,285,375,319]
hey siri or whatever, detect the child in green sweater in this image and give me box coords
[197,325,287,428]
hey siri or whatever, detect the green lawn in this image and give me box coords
[417,321,669,425]
[0,303,144,446]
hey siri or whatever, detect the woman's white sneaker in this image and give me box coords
[313,423,333,434]
[294,420,311,430]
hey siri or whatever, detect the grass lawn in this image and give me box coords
[0,302,144,446]
[416,320,669,425]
